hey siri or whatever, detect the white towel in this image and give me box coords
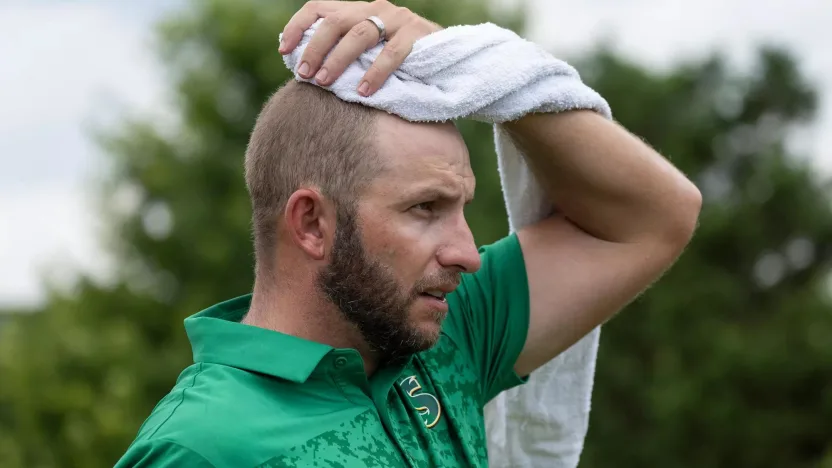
[281,20,611,468]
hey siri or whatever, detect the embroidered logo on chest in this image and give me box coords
[399,375,442,428]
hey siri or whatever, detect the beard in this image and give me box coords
[317,205,458,366]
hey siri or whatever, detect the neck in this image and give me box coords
[243,274,382,375]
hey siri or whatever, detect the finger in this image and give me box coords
[279,1,345,54]
[297,7,372,79]
[357,28,418,96]
[315,19,382,86]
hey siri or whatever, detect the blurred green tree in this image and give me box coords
[0,0,830,467]
[578,48,832,467]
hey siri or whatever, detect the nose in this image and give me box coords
[436,214,482,274]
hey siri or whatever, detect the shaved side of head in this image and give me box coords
[245,80,383,277]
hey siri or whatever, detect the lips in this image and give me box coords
[422,290,446,300]
[418,283,458,303]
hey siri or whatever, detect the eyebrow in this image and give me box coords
[405,186,474,205]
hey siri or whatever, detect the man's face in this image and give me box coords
[317,115,481,364]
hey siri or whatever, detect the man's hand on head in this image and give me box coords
[279,0,442,97]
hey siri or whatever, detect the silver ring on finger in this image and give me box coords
[364,15,386,44]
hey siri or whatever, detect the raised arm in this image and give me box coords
[504,110,702,377]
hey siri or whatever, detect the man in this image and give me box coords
[115,2,701,467]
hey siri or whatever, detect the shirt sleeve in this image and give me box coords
[442,233,530,405]
[114,439,215,468]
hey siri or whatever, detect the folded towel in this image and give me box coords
[281,19,610,468]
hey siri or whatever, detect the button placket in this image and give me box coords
[328,352,374,408]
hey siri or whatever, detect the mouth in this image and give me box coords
[419,290,447,303]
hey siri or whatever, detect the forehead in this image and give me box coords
[371,114,474,197]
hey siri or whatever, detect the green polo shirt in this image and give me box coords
[115,234,529,467]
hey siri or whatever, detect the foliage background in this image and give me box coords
[1,0,830,466]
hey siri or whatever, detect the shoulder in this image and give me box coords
[123,361,383,467]
[452,233,527,303]
[476,233,527,278]
[123,363,298,467]
[442,232,529,333]
[115,438,214,467]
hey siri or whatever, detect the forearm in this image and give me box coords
[503,110,702,246]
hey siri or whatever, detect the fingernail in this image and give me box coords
[358,81,369,96]
[278,38,285,52]
[315,68,328,84]
[298,62,310,77]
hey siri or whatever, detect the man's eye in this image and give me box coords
[413,202,434,212]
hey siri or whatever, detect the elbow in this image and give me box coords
[661,180,702,250]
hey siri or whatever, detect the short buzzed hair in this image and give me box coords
[245,80,382,274]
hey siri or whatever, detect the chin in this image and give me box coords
[404,299,447,350]
[409,318,444,351]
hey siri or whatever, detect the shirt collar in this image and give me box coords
[184,294,334,383]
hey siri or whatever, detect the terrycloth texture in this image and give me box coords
[281,19,610,468]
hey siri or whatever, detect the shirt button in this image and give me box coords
[334,357,348,369]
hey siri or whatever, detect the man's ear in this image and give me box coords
[283,188,335,261]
